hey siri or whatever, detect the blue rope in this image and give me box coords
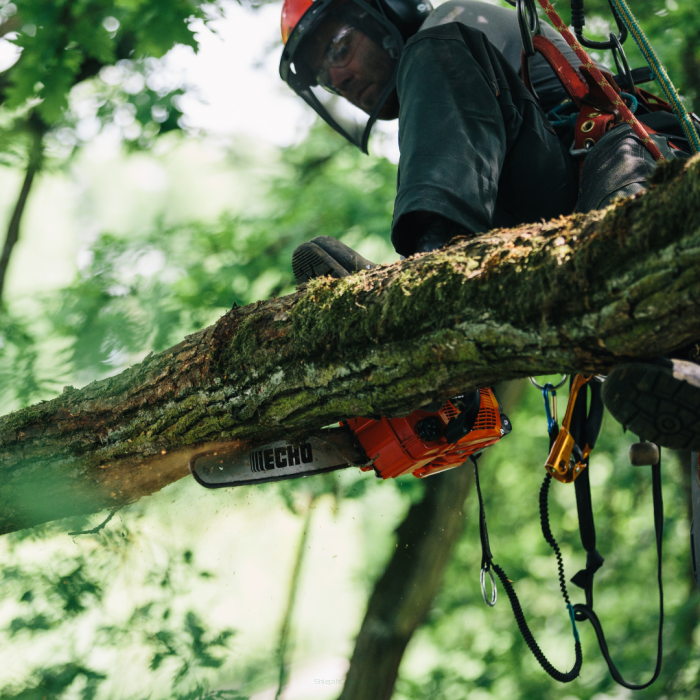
[619,91,638,114]
[547,100,578,127]
[542,383,557,436]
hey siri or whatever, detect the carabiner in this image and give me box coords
[544,375,592,483]
[529,375,568,390]
[542,383,558,435]
[481,565,498,607]
[610,32,636,95]
[570,0,628,51]
[516,0,541,57]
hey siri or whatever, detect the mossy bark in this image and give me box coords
[1,157,700,535]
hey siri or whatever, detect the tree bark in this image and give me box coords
[337,466,473,700]
[1,157,700,535]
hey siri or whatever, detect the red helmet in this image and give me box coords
[281,0,313,45]
[279,0,432,152]
[281,0,431,45]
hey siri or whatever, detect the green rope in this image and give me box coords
[609,0,700,155]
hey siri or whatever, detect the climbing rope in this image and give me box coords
[535,0,665,162]
[608,0,700,154]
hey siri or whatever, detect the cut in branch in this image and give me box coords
[1,156,700,535]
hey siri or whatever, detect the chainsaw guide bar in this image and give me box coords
[189,428,370,489]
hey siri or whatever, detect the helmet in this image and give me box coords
[279,0,433,153]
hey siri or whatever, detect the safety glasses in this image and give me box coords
[315,24,360,94]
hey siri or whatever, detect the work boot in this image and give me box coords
[602,358,700,450]
[292,236,377,284]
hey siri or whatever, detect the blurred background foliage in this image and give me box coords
[0,0,699,698]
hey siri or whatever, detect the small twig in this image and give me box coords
[68,505,124,536]
[275,493,315,700]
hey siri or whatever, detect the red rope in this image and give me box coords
[535,0,664,162]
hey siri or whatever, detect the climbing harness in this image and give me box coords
[475,375,666,689]
[510,0,700,168]
[510,0,665,162]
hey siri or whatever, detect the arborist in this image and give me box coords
[278,0,700,452]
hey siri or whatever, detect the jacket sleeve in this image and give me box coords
[391,24,509,257]
[390,22,578,258]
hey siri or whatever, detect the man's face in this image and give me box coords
[299,17,399,119]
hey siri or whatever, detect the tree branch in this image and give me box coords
[0,124,43,303]
[1,156,700,535]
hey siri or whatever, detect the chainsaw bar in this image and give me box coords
[190,427,370,489]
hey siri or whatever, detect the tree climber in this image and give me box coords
[278,0,700,451]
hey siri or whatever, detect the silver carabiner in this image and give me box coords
[480,566,497,607]
[529,375,568,390]
[516,0,541,57]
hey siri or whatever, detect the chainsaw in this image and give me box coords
[190,388,512,488]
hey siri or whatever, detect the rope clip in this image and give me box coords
[544,375,593,483]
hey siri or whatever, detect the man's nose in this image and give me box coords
[327,63,356,94]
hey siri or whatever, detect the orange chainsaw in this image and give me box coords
[190,388,511,489]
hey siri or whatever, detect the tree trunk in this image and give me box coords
[337,466,473,700]
[1,157,700,535]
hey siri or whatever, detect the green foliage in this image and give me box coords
[0,516,238,699]
[4,0,217,125]
[42,124,397,384]
[0,308,58,407]
[393,381,700,699]
[4,664,107,700]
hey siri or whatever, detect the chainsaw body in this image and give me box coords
[190,388,511,488]
[347,388,510,480]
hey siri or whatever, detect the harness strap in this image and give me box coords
[571,470,605,608]
[565,379,605,607]
[532,34,588,106]
[534,0,664,162]
[573,458,665,690]
[564,377,664,690]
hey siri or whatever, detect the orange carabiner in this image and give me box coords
[544,375,593,483]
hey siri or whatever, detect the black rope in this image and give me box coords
[473,457,582,683]
[540,474,572,606]
[474,375,665,690]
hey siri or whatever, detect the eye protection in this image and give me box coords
[315,24,360,94]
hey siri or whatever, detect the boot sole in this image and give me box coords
[292,242,349,284]
[602,360,700,450]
